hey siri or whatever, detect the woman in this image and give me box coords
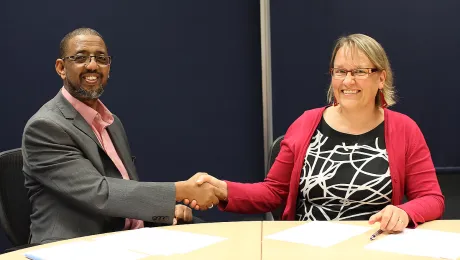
[191,34,444,232]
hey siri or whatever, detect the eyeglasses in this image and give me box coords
[330,68,379,79]
[62,55,112,66]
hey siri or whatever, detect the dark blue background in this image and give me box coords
[3,0,460,252]
[271,1,460,169]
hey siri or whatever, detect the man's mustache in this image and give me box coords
[80,71,103,78]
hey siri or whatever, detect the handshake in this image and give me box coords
[175,172,228,210]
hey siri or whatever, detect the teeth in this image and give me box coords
[85,76,97,80]
[343,90,358,94]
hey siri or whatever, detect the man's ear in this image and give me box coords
[55,59,66,80]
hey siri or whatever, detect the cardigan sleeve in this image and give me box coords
[217,115,305,214]
[217,142,293,214]
[397,119,445,227]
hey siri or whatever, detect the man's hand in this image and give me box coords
[173,205,193,225]
[369,205,410,233]
[183,174,228,210]
[175,172,226,211]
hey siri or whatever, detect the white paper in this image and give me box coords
[92,227,227,256]
[24,240,148,260]
[365,228,460,259]
[264,221,371,248]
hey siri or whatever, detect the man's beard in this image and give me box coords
[65,78,105,100]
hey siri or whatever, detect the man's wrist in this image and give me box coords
[175,181,188,202]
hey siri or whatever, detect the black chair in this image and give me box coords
[264,135,285,220]
[436,168,460,220]
[0,148,36,252]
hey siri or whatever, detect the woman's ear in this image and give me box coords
[379,70,387,89]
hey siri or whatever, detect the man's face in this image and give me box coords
[56,34,110,100]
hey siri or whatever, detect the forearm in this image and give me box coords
[218,181,287,214]
[26,163,176,223]
[398,194,445,227]
[104,178,176,222]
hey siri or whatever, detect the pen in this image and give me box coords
[369,229,384,241]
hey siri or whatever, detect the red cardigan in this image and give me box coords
[221,107,445,227]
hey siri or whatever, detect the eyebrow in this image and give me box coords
[72,50,108,56]
[333,65,373,69]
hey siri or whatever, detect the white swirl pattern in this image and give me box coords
[296,128,392,221]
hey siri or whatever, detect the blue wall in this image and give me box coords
[270,0,460,168]
[3,0,460,252]
[1,0,264,251]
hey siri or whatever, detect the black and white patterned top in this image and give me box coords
[295,117,392,221]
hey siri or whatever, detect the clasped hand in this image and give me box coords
[173,204,192,225]
[178,172,227,211]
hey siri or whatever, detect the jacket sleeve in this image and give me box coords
[22,117,176,224]
[397,119,445,227]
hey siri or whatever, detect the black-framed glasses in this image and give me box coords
[330,68,379,79]
[62,55,112,66]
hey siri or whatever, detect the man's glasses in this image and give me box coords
[330,68,379,79]
[62,55,112,66]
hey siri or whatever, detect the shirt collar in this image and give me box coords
[61,87,114,126]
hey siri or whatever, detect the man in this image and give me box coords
[22,28,222,244]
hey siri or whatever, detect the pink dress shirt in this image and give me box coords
[62,87,144,230]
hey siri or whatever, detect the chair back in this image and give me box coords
[0,148,31,246]
[268,135,284,170]
[436,168,460,219]
[266,135,285,220]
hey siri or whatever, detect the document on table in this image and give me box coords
[365,228,460,259]
[91,227,228,256]
[264,221,371,248]
[24,240,148,260]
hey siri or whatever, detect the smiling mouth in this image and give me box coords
[341,90,361,94]
[83,75,99,84]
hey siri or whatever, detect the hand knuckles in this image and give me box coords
[382,216,390,221]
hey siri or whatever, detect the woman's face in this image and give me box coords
[331,46,386,110]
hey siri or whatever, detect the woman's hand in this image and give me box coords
[369,205,410,233]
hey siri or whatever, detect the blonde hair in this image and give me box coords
[327,34,396,107]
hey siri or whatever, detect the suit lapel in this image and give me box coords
[54,92,104,150]
[107,122,139,181]
[54,91,138,180]
[73,115,104,150]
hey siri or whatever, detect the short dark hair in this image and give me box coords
[59,28,104,58]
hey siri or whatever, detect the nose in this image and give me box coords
[85,56,98,70]
[342,71,355,86]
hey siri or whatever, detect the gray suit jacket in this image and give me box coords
[22,91,176,244]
